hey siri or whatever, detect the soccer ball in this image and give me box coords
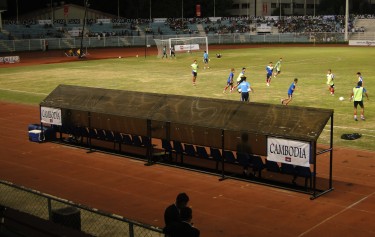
[339,96,345,101]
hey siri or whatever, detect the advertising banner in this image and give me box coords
[349,40,375,46]
[41,107,62,125]
[38,20,52,25]
[267,137,310,167]
[174,44,200,52]
[97,19,111,24]
[0,56,20,64]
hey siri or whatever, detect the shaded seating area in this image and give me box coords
[39,85,334,199]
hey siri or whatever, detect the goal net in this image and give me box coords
[154,37,208,58]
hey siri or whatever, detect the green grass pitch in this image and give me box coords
[1,46,374,151]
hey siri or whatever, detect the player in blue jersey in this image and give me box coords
[281,78,298,105]
[356,72,363,86]
[238,77,254,102]
[223,68,235,93]
[203,51,209,69]
[266,62,273,86]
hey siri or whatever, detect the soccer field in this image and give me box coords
[0,46,374,151]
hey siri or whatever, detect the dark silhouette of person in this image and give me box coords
[164,206,200,237]
[236,133,253,176]
[164,193,189,229]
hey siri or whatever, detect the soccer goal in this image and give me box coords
[154,37,208,58]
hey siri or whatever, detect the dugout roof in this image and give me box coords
[40,84,333,143]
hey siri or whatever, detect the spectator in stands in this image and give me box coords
[163,206,200,237]
[163,193,190,231]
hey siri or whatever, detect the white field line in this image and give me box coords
[298,191,375,236]
[330,126,375,133]
[0,88,48,96]
[323,129,375,138]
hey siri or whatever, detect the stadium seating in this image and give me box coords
[172,140,185,163]
[223,150,236,164]
[251,155,266,178]
[196,146,210,160]
[184,144,197,158]
[266,160,280,173]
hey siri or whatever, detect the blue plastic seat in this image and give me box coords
[184,144,197,157]
[223,150,236,164]
[196,146,210,159]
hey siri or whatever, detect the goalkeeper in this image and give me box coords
[203,51,209,69]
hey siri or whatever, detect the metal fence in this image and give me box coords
[0,32,352,53]
[0,180,164,237]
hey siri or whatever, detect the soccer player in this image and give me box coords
[273,58,282,78]
[162,46,168,59]
[233,67,246,89]
[350,81,369,121]
[266,62,273,86]
[191,60,199,86]
[281,78,298,106]
[356,72,363,85]
[203,51,209,69]
[223,68,235,93]
[326,69,335,96]
[238,77,254,102]
[170,46,176,58]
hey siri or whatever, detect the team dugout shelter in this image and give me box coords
[40,85,334,199]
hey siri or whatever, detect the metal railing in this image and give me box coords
[1,32,374,53]
[0,180,164,237]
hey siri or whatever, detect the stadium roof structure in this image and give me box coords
[40,84,334,199]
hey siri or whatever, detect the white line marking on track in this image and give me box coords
[298,191,375,237]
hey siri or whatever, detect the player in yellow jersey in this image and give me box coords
[350,81,369,121]
[191,60,199,86]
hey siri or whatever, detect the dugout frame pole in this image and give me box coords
[219,129,226,181]
[311,114,334,199]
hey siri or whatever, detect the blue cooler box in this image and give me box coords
[29,129,43,142]
[28,124,56,141]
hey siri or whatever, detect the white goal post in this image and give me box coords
[154,37,208,58]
